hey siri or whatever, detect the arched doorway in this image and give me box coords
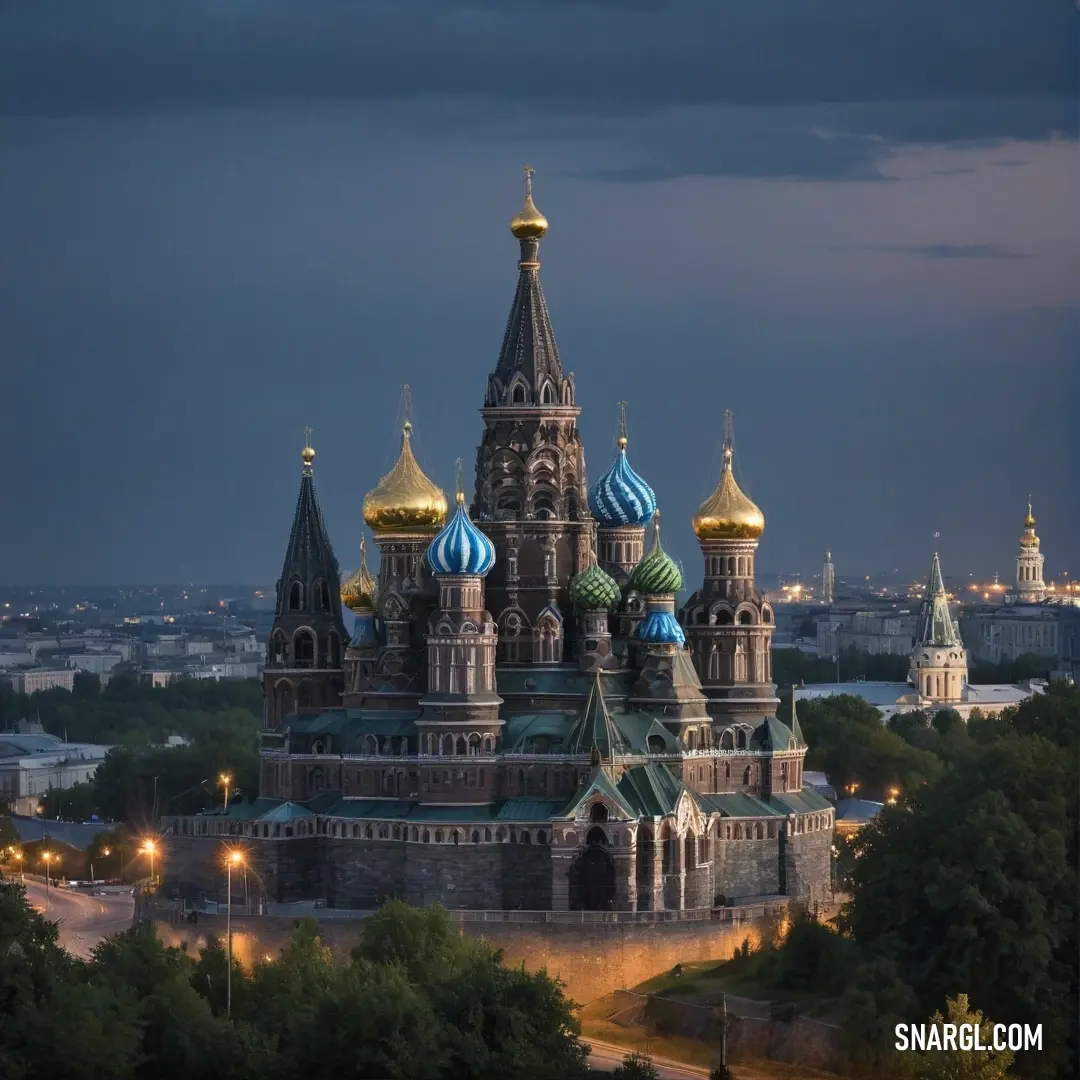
[569,827,616,911]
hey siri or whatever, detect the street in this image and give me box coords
[22,879,135,959]
[584,1038,710,1079]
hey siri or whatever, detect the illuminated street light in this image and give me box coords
[225,848,246,1016]
[41,851,57,906]
[219,773,233,814]
[141,839,158,883]
[13,850,24,882]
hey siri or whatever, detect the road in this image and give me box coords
[584,1038,710,1079]
[22,879,135,959]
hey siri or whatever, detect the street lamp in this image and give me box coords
[41,851,56,908]
[219,773,233,814]
[13,850,24,882]
[225,848,246,1016]
[141,839,157,883]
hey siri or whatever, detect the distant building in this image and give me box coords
[7,668,76,695]
[1015,502,1047,604]
[68,651,124,675]
[834,797,884,837]
[962,602,1080,678]
[816,610,916,657]
[821,550,835,604]
[0,726,113,816]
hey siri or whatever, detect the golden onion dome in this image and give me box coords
[363,421,448,535]
[510,165,549,240]
[301,444,315,468]
[692,446,765,541]
[340,535,378,611]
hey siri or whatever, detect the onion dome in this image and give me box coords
[510,165,549,240]
[1020,501,1039,549]
[638,608,686,647]
[628,512,683,595]
[692,411,764,541]
[588,406,657,526]
[427,465,496,577]
[340,535,377,612]
[570,561,621,611]
[363,421,448,535]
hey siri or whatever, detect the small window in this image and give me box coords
[512,383,526,404]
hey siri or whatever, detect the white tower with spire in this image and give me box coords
[1015,501,1046,604]
[822,549,835,604]
[909,546,968,704]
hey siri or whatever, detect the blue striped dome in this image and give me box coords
[427,496,496,577]
[589,449,657,527]
[639,609,686,647]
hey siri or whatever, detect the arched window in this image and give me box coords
[590,802,608,824]
[533,494,557,519]
[736,728,747,750]
[468,733,481,755]
[540,381,556,404]
[410,826,418,841]
[293,629,316,667]
[538,830,547,845]
[522,830,531,844]
[435,830,443,843]
[743,766,752,785]
[456,736,467,755]
[364,825,373,839]
[512,382,526,404]
[423,830,431,843]
[484,828,492,842]
[738,611,752,625]
[472,830,480,843]
[288,581,303,610]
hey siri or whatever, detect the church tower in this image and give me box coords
[909,548,968,703]
[472,169,589,663]
[1015,501,1047,604]
[263,436,349,730]
[822,549,835,604]
[418,463,503,803]
[358,410,448,696]
[679,412,777,728]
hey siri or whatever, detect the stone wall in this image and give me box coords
[150,904,790,1005]
[713,838,781,901]
[162,834,553,911]
[785,827,832,906]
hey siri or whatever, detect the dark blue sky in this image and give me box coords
[1,1,1076,586]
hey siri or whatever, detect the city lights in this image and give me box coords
[141,839,158,882]
[220,772,233,813]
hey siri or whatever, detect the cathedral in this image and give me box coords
[165,173,833,912]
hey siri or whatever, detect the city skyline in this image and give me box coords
[1,2,1076,586]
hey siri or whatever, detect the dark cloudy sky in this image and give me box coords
[1,1,1076,587]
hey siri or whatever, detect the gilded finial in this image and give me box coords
[301,426,315,469]
[722,409,735,463]
[933,531,941,551]
[510,164,549,240]
[616,401,629,450]
[455,458,465,505]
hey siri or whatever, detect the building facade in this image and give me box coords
[821,550,835,605]
[163,177,833,912]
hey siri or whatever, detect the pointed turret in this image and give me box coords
[909,544,968,704]
[488,165,567,405]
[264,434,349,730]
[915,551,962,647]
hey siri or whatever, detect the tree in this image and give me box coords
[842,725,1077,1080]
[39,780,98,822]
[906,994,1014,1080]
[612,1052,659,1079]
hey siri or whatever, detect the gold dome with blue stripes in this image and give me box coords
[588,406,656,527]
[427,489,496,577]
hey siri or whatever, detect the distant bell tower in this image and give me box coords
[822,549,835,604]
[472,167,589,662]
[263,434,348,730]
[1015,500,1047,604]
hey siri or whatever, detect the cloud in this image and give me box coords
[992,159,1030,167]
[877,244,1034,260]
[0,1,1074,134]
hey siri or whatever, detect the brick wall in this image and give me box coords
[713,839,781,901]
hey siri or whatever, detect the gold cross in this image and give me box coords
[303,425,313,446]
[523,164,535,197]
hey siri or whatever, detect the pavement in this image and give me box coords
[584,1038,711,1078]
[22,879,135,959]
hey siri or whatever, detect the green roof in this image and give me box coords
[697,792,787,818]
[772,788,833,814]
[502,712,577,751]
[496,798,566,821]
[564,672,629,760]
[558,767,641,819]
[617,762,682,816]
[751,715,797,752]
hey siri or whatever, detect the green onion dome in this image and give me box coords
[628,512,683,596]
[570,561,621,611]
